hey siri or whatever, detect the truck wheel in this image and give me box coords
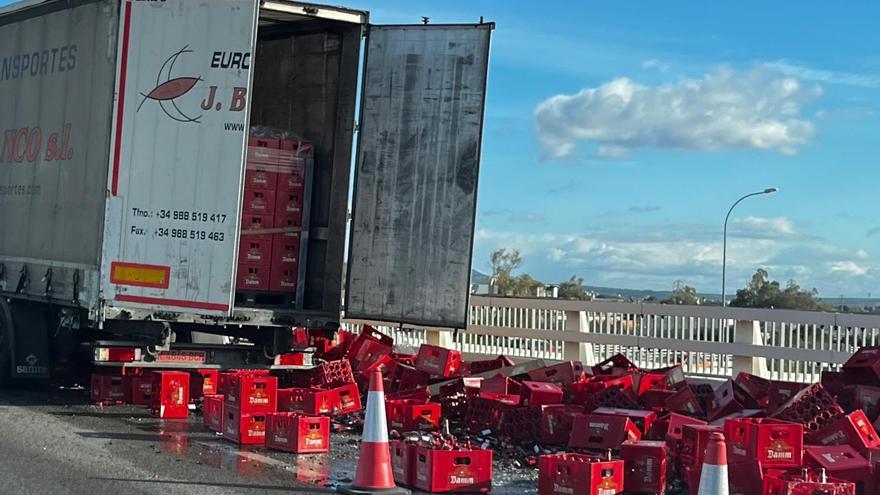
[0,299,13,387]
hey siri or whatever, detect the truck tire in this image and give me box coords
[0,299,13,387]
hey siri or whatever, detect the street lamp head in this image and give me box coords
[763,187,778,194]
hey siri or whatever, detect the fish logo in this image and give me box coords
[137,46,202,123]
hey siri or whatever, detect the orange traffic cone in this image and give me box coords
[697,432,729,495]
[337,368,410,495]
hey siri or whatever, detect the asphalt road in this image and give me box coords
[0,386,340,495]
[0,385,538,495]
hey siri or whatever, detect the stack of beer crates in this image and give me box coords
[237,134,311,301]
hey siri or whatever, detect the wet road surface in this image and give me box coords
[0,386,537,495]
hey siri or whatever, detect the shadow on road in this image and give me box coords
[77,431,171,442]
[88,477,333,493]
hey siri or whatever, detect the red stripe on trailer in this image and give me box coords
[115,294,228,312]
[111,0,132,196]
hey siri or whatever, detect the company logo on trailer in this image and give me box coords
[137,46,203,123]
[137,46,249,125]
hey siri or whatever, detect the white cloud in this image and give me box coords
[534,67,821,160]
[641,59,670,72]
[732,216,796,237]
[474,224,875,296]
[595,145,631,159]
[829,261,868,277]
[763,60,880,89]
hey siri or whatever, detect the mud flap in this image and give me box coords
[10,305,50,379]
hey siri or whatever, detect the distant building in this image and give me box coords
[470,269,497,295]
[533,285,558,298]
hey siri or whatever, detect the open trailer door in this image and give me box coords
[345,23,494,329]
[101,0,259,316]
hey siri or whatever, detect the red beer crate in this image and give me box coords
[464,396,516,432]
[539,404,585,444]
[636,372,668,396]
[767,380,809,413]
[244,163,277,191]
[387,400,441,431]
[640,388,676,409]
[811,409,880,454]
[271,237,300,267]
[822,370,848,396]
[804,445,871,490]
[838,385,880,421]
[679,424,722,488]
[314,359,355,387]
[333,383,362,414]
[265,412,329,453]
[238,237,273,265]
[569,413,641,450]
[727,460,771,495]
[240,213,273,237]
[391,441,417,487]
[274,189,303,219]
[724,418,803,467]
[278,383,361,415]
[415,344,462,378]
[734,371,772,403]
[91,372,128,404]
[538,453,624,495]
[279,387,334,415]
[592,353,638,376]
[236,263,270,291]
[620,440,666,494]
[224,374,277,413]
[414,447,493,493]
[203,394,224,431]
[843,346,880,384]
[151,370,190,419]
[129,374,154,405]
[189,369,219,400]
[707,379,748,421]
[346,326,394,372]
[247,136,280,164]
[480,373,523,396]
[464,355,515,376]
[274,214,302,237]
[242,188,276,215]
[269,263,297,293]
[395,364,430,392]
[522,381,564,407]
[218,369,269,395]
[527,361,585,388]
[592,407,656,435]
[771,383,844,434]
[223,405,267,445]
[764,470,856,495]
[644,412,702,441]
[664,384,704,416]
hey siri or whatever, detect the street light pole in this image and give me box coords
[722,187,778,307]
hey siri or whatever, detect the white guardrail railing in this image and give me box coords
[343,296,880,384]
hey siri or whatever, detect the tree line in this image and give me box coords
[488,248,830,310]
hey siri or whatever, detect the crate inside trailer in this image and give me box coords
[235,9,361,312]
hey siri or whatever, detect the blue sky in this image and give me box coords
[4,0,877,297]
[357,0,880,298]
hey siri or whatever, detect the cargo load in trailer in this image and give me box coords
[0,0,493,383]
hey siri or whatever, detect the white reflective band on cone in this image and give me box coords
[362,391,389,443]
[697,465,729,495]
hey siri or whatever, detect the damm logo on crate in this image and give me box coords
[552,484,574,494]
[449,465,475,486]
[766,439,794,460]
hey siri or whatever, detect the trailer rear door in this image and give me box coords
[101,0,258,316]
[345,23,493,329]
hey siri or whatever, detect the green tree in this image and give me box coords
[662,280,699,305]
[558,275,591,300]
[730,268,830,311]
[490,248,523,295]
[512,273,543,297]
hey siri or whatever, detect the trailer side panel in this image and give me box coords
[0,0,117,304]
